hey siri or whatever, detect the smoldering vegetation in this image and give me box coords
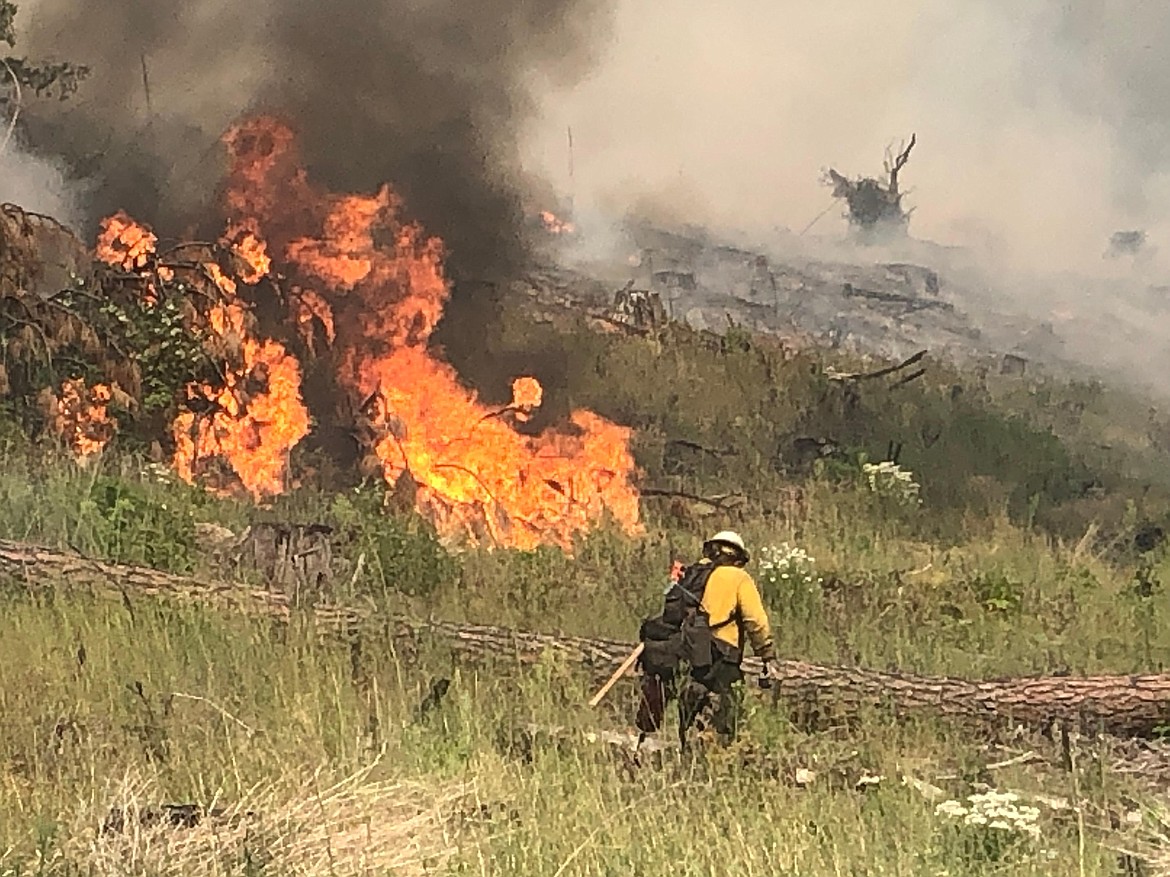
[518,1,1170,400]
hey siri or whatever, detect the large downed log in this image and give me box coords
[2,537,1170,736]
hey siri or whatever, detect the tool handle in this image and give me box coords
[588,643,645,707]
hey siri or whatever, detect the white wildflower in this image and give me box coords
[935,800,968,819]
[936,787,1044,843]
[757,542,823,595]
[140,462,176,485]
[861,460,922,507]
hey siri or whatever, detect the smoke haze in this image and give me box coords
[0,135,84,229]
[14,0,1170,279]
[520,0,1170,279]
[10,1,1170,397]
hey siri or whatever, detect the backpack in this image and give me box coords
[637,561,740,681]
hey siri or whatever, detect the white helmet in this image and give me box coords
[705,530,749,562]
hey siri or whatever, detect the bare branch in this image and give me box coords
[825,349,927,382]
[0,55,19,155]
[887,133,916,195]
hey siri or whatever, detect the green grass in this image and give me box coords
[0,590,1145,876]
[4,306,1170,873]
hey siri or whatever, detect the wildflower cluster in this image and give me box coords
[758,543,823,592]
[861,460,922,507]
[140,462,177,485]
[936,791,1041,838]
[934,790,1048,867]
[757,542,823,621]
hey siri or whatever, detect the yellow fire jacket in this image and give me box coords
[694,560,775,660]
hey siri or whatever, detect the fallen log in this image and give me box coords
[841,282,953,312]
[3,538,1170,737]
[825,348,927,382]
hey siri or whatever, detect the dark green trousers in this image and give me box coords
[676,658,744,749]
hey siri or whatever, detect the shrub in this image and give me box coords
[327,489,458,602]
[78,474,198,572]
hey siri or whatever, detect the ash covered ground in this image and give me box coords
[525,211,1170,400]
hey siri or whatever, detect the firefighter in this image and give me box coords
[637,530,780,750]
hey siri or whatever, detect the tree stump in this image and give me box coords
[231,522,335,601]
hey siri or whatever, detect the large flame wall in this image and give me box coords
[86,117,641,552]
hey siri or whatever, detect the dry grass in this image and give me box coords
[59,754,470,877]
[1109,803,1170,877]
[4,312,1170,874]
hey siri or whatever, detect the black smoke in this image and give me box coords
[15,0,614,282]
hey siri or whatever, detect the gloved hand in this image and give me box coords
[756,655,783,689]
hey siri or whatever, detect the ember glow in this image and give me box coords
[540,210,576,236]
[90,115,642,550]
[53,378,115,459]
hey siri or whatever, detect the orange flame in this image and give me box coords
[86,117,640,548]
[53,378,115,459]
[168,244,309,500]
[96,211,158,271]
[540,210,576,236]
[291,287,336,355]
[92,201,311,500]
[229,229,272,283]
[171,336,310,500]
[511,376,543,410]
[217,116,641,549]
[510,376,543,423]
[95,211,174,295]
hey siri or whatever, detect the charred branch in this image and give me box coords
[665,438,739,458]
[825,349,927,383]
[885,133,916,197]
[638,487,746,511]
[891,368,927,388]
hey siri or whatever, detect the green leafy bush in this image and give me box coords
[77,475,198,572]
[327,489,458,602]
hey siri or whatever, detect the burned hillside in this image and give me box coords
[522,212,1170,407]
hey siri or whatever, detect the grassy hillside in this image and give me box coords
[3,301,1170,874]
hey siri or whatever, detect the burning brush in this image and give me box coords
[73,116,641,552]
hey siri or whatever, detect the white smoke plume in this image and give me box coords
[519,1,1170,397]
[0,148,83,228]
[521,1,1170,277]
